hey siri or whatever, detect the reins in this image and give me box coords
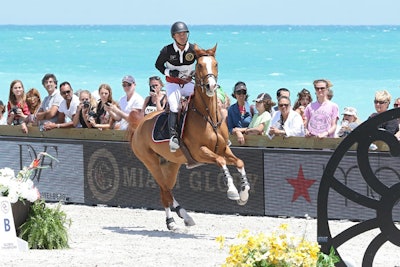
[189,54,222,153]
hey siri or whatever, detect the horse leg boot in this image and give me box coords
[168,112,180,152]
[173,198,195,227]
[222,166,240,200]
[237,172,250,206]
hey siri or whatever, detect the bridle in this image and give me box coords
[190,54,222,152]
[194,54,218,95]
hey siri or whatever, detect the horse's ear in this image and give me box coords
[211,43,217,55]
[193,43,200,53]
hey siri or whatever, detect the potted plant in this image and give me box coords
[0,152,71,249]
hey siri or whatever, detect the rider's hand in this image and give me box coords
[169,69,180,78]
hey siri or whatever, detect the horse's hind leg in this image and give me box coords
[173,198,195,227]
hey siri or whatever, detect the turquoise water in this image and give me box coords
[0,25,399,121]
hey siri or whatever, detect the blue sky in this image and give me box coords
[0,0,399,25]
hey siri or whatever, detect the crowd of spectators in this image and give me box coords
[2,75,400,143]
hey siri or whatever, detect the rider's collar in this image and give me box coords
[173,41,189,52]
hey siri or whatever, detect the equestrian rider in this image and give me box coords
[155,21,196,152]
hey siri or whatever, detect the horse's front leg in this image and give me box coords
[198,146,240,200]
[224,147,250,205]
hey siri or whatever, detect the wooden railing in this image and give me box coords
[0,125,390,151]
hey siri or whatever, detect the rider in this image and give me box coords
[155,21,196,152]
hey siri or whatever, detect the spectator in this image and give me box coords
[7,80,30,133]
[0,100,7,125]
[89,84,120,130]
[394,97,400,109]
[217,86,230,125]
[327,88,334,100]
[26,88,42,126]
[233,93,274,145]
[293,88,312,126]
[268,95,305,138]
[42,81,79,130]
[227,81,252,134]
[142,76,167,116]
[73,90,97,128]
[337,107,361,138]
[109,75,144,130]
[272,87,290,115]
[368,90,398,134]
[35,73,64,129]
[304,79,339,138]
[155,21,196,152]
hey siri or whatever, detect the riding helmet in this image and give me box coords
[171,21,189,37]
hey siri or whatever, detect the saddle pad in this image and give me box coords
[152,112,186,143]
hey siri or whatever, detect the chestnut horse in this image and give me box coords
[128,44,250,230]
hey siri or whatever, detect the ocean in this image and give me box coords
[0,25,399,121]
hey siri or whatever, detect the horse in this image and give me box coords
[128,44,250,230]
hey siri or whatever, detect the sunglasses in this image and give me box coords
[279,103,289,108]
[314,87,326,91]
[149,76,161,81]
[61,90,71,95]
[122,83,132,87]
[374,100,387,105]
[235,90,247,95]
[394,104,400,107]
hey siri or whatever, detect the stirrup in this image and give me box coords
[169,136,180,152]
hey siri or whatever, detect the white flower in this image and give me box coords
[0,167,40,204]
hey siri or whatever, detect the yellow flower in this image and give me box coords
[218,223,338,267]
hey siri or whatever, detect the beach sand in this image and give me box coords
[1,204,399,267]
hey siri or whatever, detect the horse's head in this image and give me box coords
[194,44,218,97]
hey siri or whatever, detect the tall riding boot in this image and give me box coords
[168,112,180,152]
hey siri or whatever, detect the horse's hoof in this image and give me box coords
[227,189,240,200]
[237,198,248,206]
[184,216,196,227]
[166,217,179,231]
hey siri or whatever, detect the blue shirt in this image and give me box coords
[227,102,252,133]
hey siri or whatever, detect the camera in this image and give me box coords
[83,100,90,108]
[150,85,156,93]
[105,101,111,106]
[88,110,97,119]
[11,107,19,114]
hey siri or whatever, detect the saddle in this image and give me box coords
[151,96,204,169]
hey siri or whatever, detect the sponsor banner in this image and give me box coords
[264,149,400,220]
[84,143,265,215]
[0,137,84,203]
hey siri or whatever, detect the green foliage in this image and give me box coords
[19,200,71,249]
[317,247,340,267]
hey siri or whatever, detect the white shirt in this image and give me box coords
[118,92,144,130]
[268,109,305,138]
[58,94,80,121]
[39,90,64,123]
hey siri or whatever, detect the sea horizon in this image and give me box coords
[1,24,399,121]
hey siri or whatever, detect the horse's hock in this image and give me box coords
[317,108,400,266]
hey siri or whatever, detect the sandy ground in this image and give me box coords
[1,204,399,267]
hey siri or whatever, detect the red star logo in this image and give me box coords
[286,165,316,203]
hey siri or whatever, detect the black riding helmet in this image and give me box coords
[170,21,189,37]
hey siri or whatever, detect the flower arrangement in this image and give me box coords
[0,152,55,203]
[0,152,71,249]
[217,223,339,267]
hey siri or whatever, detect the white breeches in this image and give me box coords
[166,82,194,112]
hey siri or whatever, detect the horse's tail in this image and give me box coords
[127,109,143,141]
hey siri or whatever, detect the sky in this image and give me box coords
[0,0,399,25]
